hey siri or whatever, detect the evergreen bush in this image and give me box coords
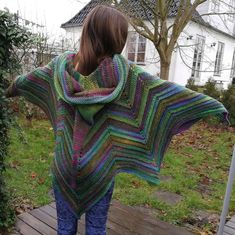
[186,77,199,91]
[0,9,32,232]
[221,84,235,126]
[203,78,221,100]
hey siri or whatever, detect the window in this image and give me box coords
[211,0,220,12]
[127,32,146,65]
[231,48,235,78]
[214,42,224,76]
[191,36,205,79]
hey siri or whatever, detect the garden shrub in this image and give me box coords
[203,78,221,100]
[0,71,16,233]
[221,84,235,126]
[186,78,199,91]
[0,9,32,232]
[186,78,235,126]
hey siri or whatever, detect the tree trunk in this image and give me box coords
[157,40,172,81]
[160,59,171,80]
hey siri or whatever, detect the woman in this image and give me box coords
[6,5,228,235]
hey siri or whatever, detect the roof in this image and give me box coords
[61,0,205,28]
[61,0,235,39]
[61,0,108,28]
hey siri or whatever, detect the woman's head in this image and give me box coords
[76,5,128,75]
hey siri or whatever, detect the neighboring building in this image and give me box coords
[61,0,235,88]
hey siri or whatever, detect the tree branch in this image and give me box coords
[200,12,235,17]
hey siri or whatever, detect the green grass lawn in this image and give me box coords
[5,118,235,234]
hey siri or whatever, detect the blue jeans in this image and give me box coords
[53,181,115,235]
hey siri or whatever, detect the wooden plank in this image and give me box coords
[9,227,21,235]
[106,224,124,235]
[18,212,56,235]
[108,204,163,235]
[107,219,137,235]
[227,221,235,229]
[223,231,233,235]
[14,218,41,235]
[29,208,57,229]
[230,216,235,223]
[49,202,56,208]
[10,231,21,235]
[109,200,193,235]
[224,225,235,235]
[39,205,57,219]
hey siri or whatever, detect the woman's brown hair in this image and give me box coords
[74,5,128,76]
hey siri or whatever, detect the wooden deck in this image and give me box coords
[11,200,194,235]
[223,215,235,235]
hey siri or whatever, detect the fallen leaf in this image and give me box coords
[37,177,46,185]
[131,180,141,188]
[31,172,37,179]
[200,175,210,185]
[39,156,46,163]
[49,152,54,157]
[199,232,208,235]
[10,160,21,169]
[144,203,150,208]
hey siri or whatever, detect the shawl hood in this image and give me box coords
[54,52,129,124]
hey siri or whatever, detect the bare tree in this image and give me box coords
[114,0,235,81]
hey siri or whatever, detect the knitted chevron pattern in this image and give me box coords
[7,51,228,217]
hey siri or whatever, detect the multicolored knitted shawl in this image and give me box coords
[7,51,228,218]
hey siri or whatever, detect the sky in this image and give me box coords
[0,0,89,39]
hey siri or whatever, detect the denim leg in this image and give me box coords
[85,181,115,235]
[53,186,78,235]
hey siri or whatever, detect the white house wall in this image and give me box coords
[175,21,235,88]
[64,27,82,50]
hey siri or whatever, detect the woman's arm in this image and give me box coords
[6,60,57,130]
